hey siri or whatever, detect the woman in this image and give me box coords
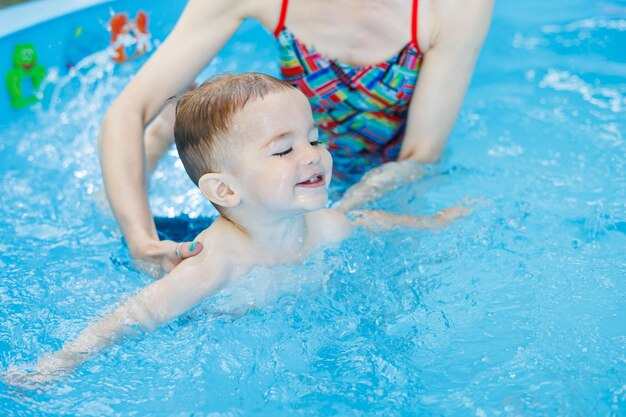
[98,0,493,273]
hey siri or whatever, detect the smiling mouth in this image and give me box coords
[296,173,325,188]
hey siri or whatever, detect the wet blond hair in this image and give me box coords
[173,73,297,186]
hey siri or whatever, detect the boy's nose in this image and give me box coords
[300,142,321,165]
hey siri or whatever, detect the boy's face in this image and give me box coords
[227,89,332,214]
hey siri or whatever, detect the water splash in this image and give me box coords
[539,69,626,112]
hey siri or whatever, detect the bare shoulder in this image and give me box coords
[174,0,265,24]
[178,0,237,21]
[182,0,281,24]
[306,208,353,245]
[141,220,246,320]
[431,0,494,45]
[179,217,243,278]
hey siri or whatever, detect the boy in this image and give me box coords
[6,73,470,386]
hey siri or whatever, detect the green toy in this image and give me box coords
[6,43,46,109]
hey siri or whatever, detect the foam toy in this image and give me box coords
[109,11,151,63]
[6,43,46,109]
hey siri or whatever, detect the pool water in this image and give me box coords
[1,0,625,415]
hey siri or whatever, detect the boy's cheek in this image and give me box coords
[324,152,333,174]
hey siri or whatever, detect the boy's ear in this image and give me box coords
[197,173,241,208]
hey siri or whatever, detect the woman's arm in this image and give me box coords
[335,0,494,213]
[99,0,249,272]
[144,102,178,177]
[398,0,494,162]
[334,160,425,213]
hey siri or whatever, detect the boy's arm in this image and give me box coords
[7,256,228,387]
[349,202,473,231]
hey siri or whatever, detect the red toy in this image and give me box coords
[109,11,150,63]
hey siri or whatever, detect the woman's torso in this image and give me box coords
[253,0,426,173]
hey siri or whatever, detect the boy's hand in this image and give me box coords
[132,239,204,279]
[431,202,474,227]
[4,365,48,390]
[418,198,479,228]
[3,354,74,390]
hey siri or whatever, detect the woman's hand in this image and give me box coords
[131,239,204,279]
[335,160,425,213]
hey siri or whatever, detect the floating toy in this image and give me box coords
[109,11,151,63]
[6,43,46,109]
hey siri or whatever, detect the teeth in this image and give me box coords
[299,174,322,184]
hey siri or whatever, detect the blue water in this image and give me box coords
[1,0,625,415]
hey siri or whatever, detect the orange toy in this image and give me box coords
[110,13,129,63]
[109,11,150,63]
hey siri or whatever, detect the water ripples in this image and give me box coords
[1,3,626,416]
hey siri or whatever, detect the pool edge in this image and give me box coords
[0,0,114,39]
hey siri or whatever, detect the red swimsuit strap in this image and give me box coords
[412,0,422,54]
[273,0,289,37]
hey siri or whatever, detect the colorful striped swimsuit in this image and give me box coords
[274,0,423,174]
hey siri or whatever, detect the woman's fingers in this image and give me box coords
[174,240,204,260]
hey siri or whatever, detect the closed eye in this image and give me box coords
[272,148,292,157]
[310,140,322,146]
